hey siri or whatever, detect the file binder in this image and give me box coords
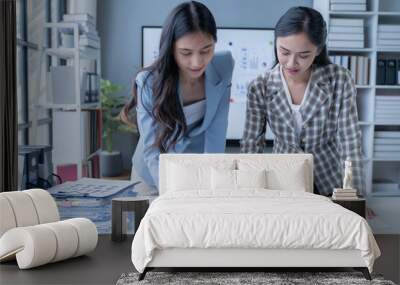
[397,59,400,85]
[376,59,386,85]
[385,59,397,85]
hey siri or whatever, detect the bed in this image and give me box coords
[131,154,380,280]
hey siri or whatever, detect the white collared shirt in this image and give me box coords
[280,65,312,141]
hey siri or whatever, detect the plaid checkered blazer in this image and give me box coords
[240,64,363,195]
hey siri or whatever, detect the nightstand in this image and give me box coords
[331,198,366,218]
[111,197,151,242]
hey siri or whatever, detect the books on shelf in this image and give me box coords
[330,4,366,12]
[378,25,400,49]
[373,131,400,159]
[362,56,369,85]
[375,145,400,152]
[386,60,397,85]
[332,188,359,200]
[375,116,400,122]
[329,55,369,85]
[63,13,95,24]
[376,59,400,85]
[330,0,366,3]
[60,13,100,49]
[328,40,364,48]
[328,33,364,41]
[375,131,400,138]
[374,137,400,145]
[378,25,400,33]
[79,35,100,49]
[373,153,400,160]
[375,100,400,123]
[60,33,100,50]
[350,55,357,80]
[377,59,386,85]
[378,32,400,40]
[330,0,366,12]
[328,18,364,49]
[378,39,400,46]
[330,18,364,27]
[341,55,349,68]
[62,13,96,29]
[329,26,364,34]
[60,20,97,37]
[332,196,359,200]
[356,56,363,84]
[374,135,400,146]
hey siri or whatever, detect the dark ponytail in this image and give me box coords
[274,6,331,66]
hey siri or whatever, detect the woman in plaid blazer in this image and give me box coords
[241,7,363,196]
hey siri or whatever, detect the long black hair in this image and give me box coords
[120,1,217,153]
[274,6,331,66]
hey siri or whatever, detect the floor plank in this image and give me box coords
[0,235,133,285]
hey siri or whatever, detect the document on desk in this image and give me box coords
[47,178,138,198]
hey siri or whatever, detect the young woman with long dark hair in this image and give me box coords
[241,6,363,197]
[121,1,234,194]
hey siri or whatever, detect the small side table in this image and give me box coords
[111,197,150,242]
[331,198,366,218]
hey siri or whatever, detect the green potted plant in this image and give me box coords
[100,79,136,177]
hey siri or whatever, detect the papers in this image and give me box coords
[47,178,137,198]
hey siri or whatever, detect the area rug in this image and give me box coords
[116,271,396,285]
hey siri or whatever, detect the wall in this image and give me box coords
[97,0,312,170]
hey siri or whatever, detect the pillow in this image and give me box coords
[237,169,267,189]
[211,168,236,190]
[266,165,307,192]
[238,159,309,192]
[211,168,267,190]
[166,159,236,192]
[167,162,209,191]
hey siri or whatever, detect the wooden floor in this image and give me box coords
[1,235,399,285]
[0,235,134,285]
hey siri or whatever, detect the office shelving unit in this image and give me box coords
[314,0,400,234]
[42,22,102,180]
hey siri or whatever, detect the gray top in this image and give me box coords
[183,99,206,126]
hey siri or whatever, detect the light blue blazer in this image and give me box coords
[132,51,235,189]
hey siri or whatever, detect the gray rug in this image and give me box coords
[116,271,396,285]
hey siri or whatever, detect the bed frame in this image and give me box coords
[138,154,372,281]
[139,248,371,280]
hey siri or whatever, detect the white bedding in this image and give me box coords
[131,190,380,273]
